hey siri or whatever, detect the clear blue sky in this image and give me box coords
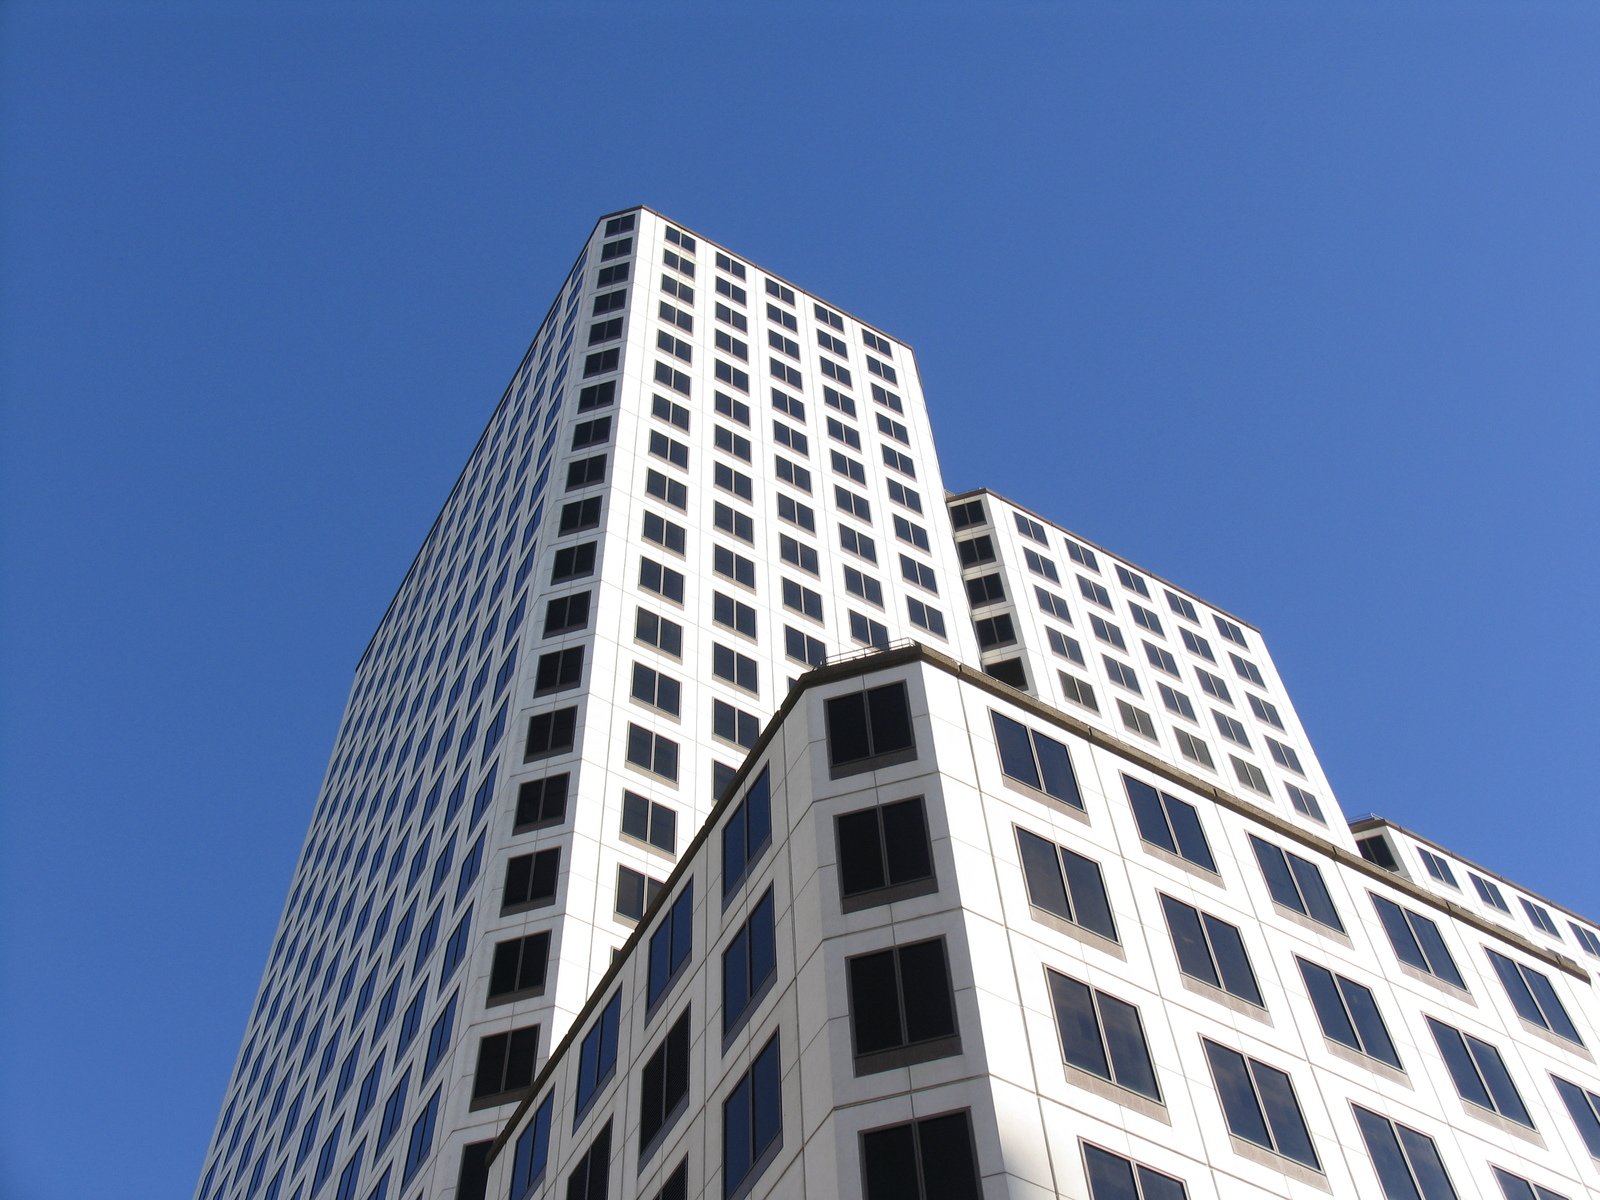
[2,3,1596,1197]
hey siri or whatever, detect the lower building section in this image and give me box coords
[453,646,1599,1200]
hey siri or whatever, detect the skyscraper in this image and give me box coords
[195,208,1600,1200]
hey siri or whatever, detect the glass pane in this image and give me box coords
[1136,1165,1189,1200]
[1017,830,1070,919]
[1428,1020,1492,1109]
[751,1040,782,1155]
[1288,857,1342,930]
[1250,837,1302,914]
[1162,896,1219,989]
[917,1113,980,1200]
[1098,992,1159,1100]
[993,714,1040,789]
[826,695,871,765]
[1082,1145,1140,1200]
[1049,972,1110,1080]
[1524,969,1582,1044]
[861,1124,918,1200]
[1411,915,1464,989]
[1468,1035,1532,1126]
[1062,849,1116,941]
[866,684,914,754]
[1034,735,1083,809]
[723,933,750,1025]
[1204,1042,1270,1149]
[1373,897,1428,972]
[750,892,777,987]
[1126,778,1175,853]
[1396,1124,1457,1200]
[898,941,956,1044]
[838,810,886,895]
[881,799,933,885]
[1339,977,1400,1068]
[1205,917,1263,1007]
[1354,1108,1422,1200]
[1165,798,1215,872]
[1253,1062,1317,1169]
[1298,960,1358,1050]
[849,952,905,1054]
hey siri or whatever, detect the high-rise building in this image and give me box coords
[195,208,1600,1200]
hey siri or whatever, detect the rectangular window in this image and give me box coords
[722,887,777,1039]
[722,1034,782,1200]
[565,1121,611,1200]
[825,683,915,774]
[636,608,683,658]
[1160,894,1263,1006]
[401,1086,441,1185]
[1117,699,1157,741]
[1247,692,1284,728]
[1266,737,1304,774]
[1296,957,1401,1067]
[1181,628,1215,663]
[524,707,577,761]
[489,933,550,1004]
[1047,628,1084,665]
[1493,1170,1571,1200]
[647,884,694,1011]
[1104,656,1141,693]
[639,1010,691,1156]
[722,768,772,900]
[1124,776,1216,871]
[1552,1076,1600,1159]
[533,646,584,695]
[1145,642,1178,676]
[1059,672,1098,712]
[1196,668,1230,702]
[1231,756,1270,795]
[616,865,664,923]
[1485,949,1584,1044]
[712,642,759,693]
[1158,683,1195,721]
[631,664,682,717]
[1089,614,1125,650]
[848,938,959,1073]
[1471,872,1510,912]
[544,592,592,636]
[836,796,934,910]
[1202,1041,1319,1169]
[472,1026,538,1106]
[1427,1016,1534,1126]
[503,849,559,913]
[781,578,823,621]
[1016,827,1117,942]
[515,774,567,831]
[859,1112,981,1200]
[574,992,621,1119]
[1248,835,1343,930]
[1521,897,1561,938]
[1081,1144,1187,1200]
[1175,730,1213,769]
[1353,1107,1460,1200]
[1372,895,1466,989]
[621,790,677,853]
[991,711,1083,809]
[1286,783,1325,823]
[713,699,759,749]
[626,724,679,781]
[508,1094,553,1200]
[1047,970,1160,1101]
[784,626,825,667]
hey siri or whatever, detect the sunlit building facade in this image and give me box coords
[195,209,1600,1200]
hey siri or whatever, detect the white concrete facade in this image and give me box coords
[194,210,1600,1200]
